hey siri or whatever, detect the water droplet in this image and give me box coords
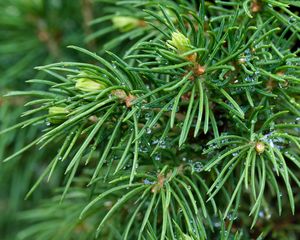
[232,152,238,157]
[227,211,237,221]
[258,210,264,218]
[289,16,296,23]
[146,128,152,134]
[167,104,173,111]
[154,154,161,161]
[144,179,154,185]
[212,217,221,228]
[193,162,203,172]
[145,113,151,120]
[245,76,254,82]
[158,139,166,149]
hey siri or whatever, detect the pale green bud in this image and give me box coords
[112,16,142,32]
[167,31,192,54]
[75,78,106,92]
[48,106,69,124]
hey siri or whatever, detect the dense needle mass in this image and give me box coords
[0,0,299,239]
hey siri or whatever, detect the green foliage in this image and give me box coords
[0,0,89,239]
[0,0,86,89]
[1,0,300,239]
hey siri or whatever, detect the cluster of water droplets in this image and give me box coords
[151,138,167,149]
[192,162,204,173]
[261,129,287,151]
[138,140,151,153]
[155,53,169,66]
[227,210,238,221]
[245,69,260,83]
[143,178,155,185]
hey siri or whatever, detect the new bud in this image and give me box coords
[112,16,143,32]
[48,106,69,124]
[75,78,106,92]
[167,31,192,54]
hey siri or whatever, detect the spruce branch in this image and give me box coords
[1,0,300,239]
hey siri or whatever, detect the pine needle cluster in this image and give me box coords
[1,0,300,239]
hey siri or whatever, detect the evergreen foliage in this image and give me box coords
[0,0,89,239]
[1,0,300,239]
